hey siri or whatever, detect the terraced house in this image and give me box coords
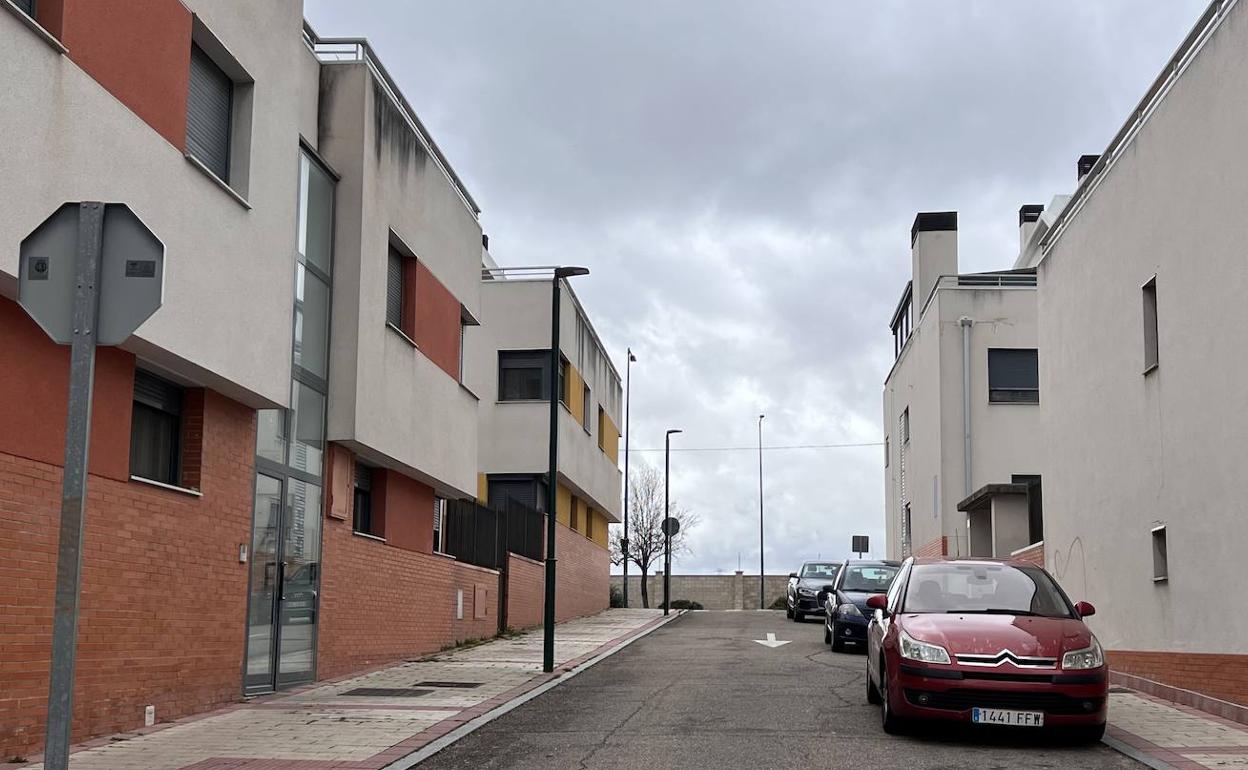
[0,0,615,758]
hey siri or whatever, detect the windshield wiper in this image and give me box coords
[946,608,1041,616]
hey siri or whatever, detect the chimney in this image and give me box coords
[911,211,958,309]
[1077,154,1101,182]
[1018,204,1044,255]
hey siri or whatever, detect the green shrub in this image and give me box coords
[669,599,704,610]
[609,585,625,608]
[768,596,787,611]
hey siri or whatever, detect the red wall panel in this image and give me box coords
[414,262,462,380]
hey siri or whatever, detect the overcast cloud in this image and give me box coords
[306,1,1209,574]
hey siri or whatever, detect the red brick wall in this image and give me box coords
[554,522,609,623]
[0,391,255,760]
[1109,651,1248,708]
[1011,542,1045,568]
[506,553,544,631]
[317,514,499,679]
[914,535,948,558]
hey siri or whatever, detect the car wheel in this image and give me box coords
[785,603,794,619]
[824,623,832,645]
[866,667,882,705]
[1067,723,1106,745]
[831,623,845,652]
[880,664,906,735]
[794,610,805,622]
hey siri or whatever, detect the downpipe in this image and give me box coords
[959,316,973,499]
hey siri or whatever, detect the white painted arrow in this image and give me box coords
[753,632,791,648]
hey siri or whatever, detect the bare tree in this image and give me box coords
[610,463,699,608]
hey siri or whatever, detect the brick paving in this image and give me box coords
[1,609,670,770]
[1107,690,1248,769]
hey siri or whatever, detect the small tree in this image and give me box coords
[610,463,698,608]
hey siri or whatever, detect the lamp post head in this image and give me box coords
[628,350,637,362]
[666,429,683,437]
[554,266,590,279]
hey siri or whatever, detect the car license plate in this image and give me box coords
[972,708,1044,727]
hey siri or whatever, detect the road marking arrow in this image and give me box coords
[753,632,791,648]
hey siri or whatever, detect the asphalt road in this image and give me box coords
[417,611,1143,770]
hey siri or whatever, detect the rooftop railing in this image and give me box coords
[302,22,481,216]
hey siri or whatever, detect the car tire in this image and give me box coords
[1068,723,1106,745]
[794,610,805,622]
[785,604,794,619]
[831,623,845,652]
[880,664,906,735]
[824,624,832,645]
[866,668,882,705]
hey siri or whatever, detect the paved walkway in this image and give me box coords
[1107,689,1248,770]
[2,609,670,770]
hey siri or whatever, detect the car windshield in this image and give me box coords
[801,563,840,578]
[902,563,1074,618]
[841,565,899,593]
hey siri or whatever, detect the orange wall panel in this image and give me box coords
[0,298,134,482]
[56,0,194,151]
[414,262,461,380]
[378,468,435,554]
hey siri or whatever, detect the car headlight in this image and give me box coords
[839,603,863,618]
[1062,638,1105,670]
[899,629,951,665]
[798,587,816,597]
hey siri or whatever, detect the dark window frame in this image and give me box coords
[987,348,1040,404]
[353,463,380,537]
[498,350,551,402]
[386,246,405,332]
[558,357,570,406]
[186,42,235,182]
[1143,276,1159,374]
[130,370,184,486]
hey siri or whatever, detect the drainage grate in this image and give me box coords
[413,681,484,689]
[341,687,432,698]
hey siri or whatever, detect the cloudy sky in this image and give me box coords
[306,0,1208,574]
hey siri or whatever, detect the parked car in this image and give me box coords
[823,560,901,651]
[865,557,1107,742]
[786,561,842,621]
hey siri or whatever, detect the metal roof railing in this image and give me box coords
[302,21,481,216]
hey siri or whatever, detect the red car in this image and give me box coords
[865,557,1107,742]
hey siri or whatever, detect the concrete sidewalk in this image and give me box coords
[1107,688,1248,770]
[2,609,672,770]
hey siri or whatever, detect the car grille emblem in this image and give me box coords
[955,650,1057,668]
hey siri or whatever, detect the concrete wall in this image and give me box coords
[0,2,316,409]
[1036,0,1248,660]
[467,279,623,518]
[884,279,1041,559]
[611,573,791,610]
[319,62,480,498]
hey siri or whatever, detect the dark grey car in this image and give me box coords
[786,561,842,622]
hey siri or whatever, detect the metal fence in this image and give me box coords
[443,498,545,571]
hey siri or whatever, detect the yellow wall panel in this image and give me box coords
[556,483,572,526]
[476,473,488,503]
[598,410,621,465]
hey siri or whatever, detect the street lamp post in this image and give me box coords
[621,349,636,608]
[663,428,682,615]
[543,266,589,674]
[758,414,765,609]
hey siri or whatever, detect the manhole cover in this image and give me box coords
[414,681,484,689]
[341,688,432,698]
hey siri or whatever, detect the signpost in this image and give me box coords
[852,535,870,559]
[19,202,164,770]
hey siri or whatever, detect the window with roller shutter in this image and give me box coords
[386,247,405,330]
[186,44,234,181]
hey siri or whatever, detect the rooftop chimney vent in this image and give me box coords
[910,211,958,246]
[1018,204,1044,226]
[1077,154,1101,180]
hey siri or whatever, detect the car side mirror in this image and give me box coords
[821,584,835,594]
[1075,601,1096,618]
[789,572,798,579]
[866,594,888,614]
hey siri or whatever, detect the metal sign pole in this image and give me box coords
[43,203,104,770]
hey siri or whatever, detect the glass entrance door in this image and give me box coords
[245,474,283,692]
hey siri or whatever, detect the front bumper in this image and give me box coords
[793,596,824,614]
[831,612,870,642]
[889,663,1108,727]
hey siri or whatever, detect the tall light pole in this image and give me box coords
[758,414,765,609]
[621,349,636,608]
[543,266,589,674]
[663,428,682,616]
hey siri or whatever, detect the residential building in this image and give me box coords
[465,267,623,627]
[0,0,581,757]
[883,213,1044,563]
[1020,0,1248,709]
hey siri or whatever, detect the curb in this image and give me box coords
[1102,734,1180,770]
[380,611,684,769]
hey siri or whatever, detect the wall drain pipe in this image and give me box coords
[959,316,973,499]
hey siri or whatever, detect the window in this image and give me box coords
[353,463,378,536]
[585,509,594,540]
[900,408,910,444]
[130,370,183,485]
[885,436,890,467]
[570,497,580,531]
[458,320,467,382]
[582,384,591,428]
[499,351,550,401]
[13,0,35,17]
[988,348,1039,404]
[386,246,405,330]
[187,43,233,181]
[598,406,607,451]
[433,497,446,552]
[559,358,570,405]
[1152,525,1168,582]
[1143,277,1159,373]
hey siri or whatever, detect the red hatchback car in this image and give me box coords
[865,557,1107,742]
